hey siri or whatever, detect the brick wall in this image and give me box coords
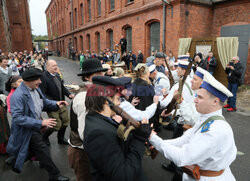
[6,0,32,52]
[0,0,12,54]
[46,0,250,84]
[0,0,32,53]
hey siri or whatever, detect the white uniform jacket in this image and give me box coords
[171,70,179,83]
[174,90,200,126]
[150,109,237,181]
[160,76,193,109]
[153,72,170,96]
[119,98,157,121]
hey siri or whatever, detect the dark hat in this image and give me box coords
[77,58,108,76]
[5,75,22,92]
[92,76,123,87]
[88,76,125,97]
[155,52,165,58]
[196,52,203,59]
[22,68,43,81]
[116,77,132,89]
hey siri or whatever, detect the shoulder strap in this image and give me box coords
[184,82,193,96]
[195,116,225,133]
[155,77,162,84]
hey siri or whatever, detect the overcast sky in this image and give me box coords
[29,0,51,36]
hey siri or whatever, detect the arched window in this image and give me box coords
[86,34,91,50]
[106,29,113,51]
[74,8,77,28]
[149,22,160,53]
[80,36,83,51]
[74,37,77,52]
[125,26,132,52]
[95,32,100,53]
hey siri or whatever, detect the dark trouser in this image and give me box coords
[172,123,184,139]
[121,47,126,55]
[227,82,238,108]
[67,146,91,181]
[126,63,130,71]
[29,131,60,178]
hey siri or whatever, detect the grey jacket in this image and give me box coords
[0,67,12,95]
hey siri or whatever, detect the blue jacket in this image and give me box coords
[6,82,59,172]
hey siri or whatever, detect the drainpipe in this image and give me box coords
[71,0,74,52]
[162,1,166,52]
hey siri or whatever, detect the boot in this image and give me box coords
[57,126,68,145]
[43,128,54,146]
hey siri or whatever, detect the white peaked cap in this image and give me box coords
[149,64,156,73]
[200,73,233,102]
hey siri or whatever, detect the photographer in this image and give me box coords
[224,56,243,112]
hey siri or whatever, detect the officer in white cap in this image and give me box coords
[160,67,209,174]
[163,67,209,127]
[148,64,170,96]
[150,73,237,181]
[160,60,193,109]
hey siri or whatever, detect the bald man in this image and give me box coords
[40,60,74,146]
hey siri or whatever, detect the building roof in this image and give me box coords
[188,0,228,5]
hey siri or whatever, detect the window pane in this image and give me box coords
[109,31,113,51]
[88,0,91,20]
[150,22,160,53]
[98,0,101,16]
[126,27,132,52]
[89,36,91,50]
[97,33,100,53]
[110,0,115,11]
[74,8,77,27]
[127,0,134,3]
[80,4,84,24]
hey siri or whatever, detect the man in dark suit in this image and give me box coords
[84,76,151,181]
[118,35,127,55]
[40,60,75,146]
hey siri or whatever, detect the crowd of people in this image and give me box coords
[0,44,243,181]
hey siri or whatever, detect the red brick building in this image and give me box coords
[45,0,250,84]
[0,0,33,54]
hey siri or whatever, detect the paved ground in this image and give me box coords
[0,56,250,181]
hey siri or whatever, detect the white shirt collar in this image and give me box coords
[0,66,8,74]
[200,109,223,122]
[49,72,56,76]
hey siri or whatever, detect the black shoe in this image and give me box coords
[58,138,68,145]
[162,162,176,172]
[49,175,69,181]
[57,126,68,145]
[43,138,51,146]
[5,156,16,167]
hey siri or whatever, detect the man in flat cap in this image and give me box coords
[84,76,151,181]
[147,52,166,74]
[6,68,69,181]
[150,73,237,181]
